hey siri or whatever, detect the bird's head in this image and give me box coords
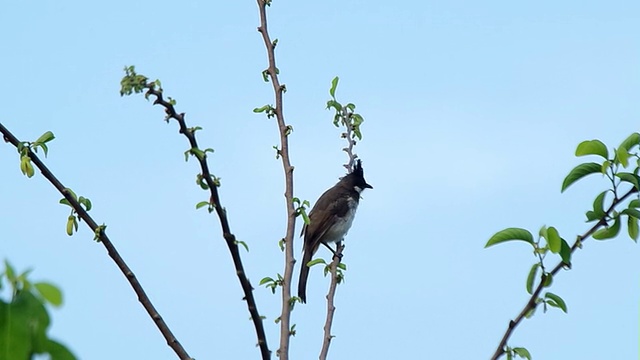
[344,159,373,193]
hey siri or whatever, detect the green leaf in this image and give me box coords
[196,174,209,190]
[575,139,608,159]
[94,224,107,242]
[561,162,602,192]
[196,201,210,210]
[78,196,92,211]
[351,113,364,140]
[44,339,78,360]
[543,273,553,287]
[513,347,532,360]
[592,216,621,240]
[616,172,640,190]
[301,209,310,225]
[538,225,548,239]
[66,215,77,236]
[211,175,221,187]
[619,132,640,152]
[33,282,63,307]
[259,277,274,286]
[16,269,33,290]
[592,191,607,218]
[485,228,534,248]
[253,104,272,113]
[628,215,639,242]
[621,208,640,219]
[190,148,205,161]
[37,143,49,157]
[544,292,568,313]
[329,76,339,98]
[235,240,249,252]
[616,147,630,167]
[524,306,536,319]
[307,258,326,267]
[630,199,640,208]
[36,131,55,144]
[4,260,17,284]
[0,292,51,359]
[20,155,35,178]
[526,264,539,294]
[584,210,599,222]
[326,99,342,112]
[546,226,561,253]
[559,239,572,265]
[601,160,611,174]
[64,188,78,201]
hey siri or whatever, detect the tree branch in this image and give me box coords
[340,106,357,172]
[319,243,345,360]
[321,96,359,357]
[0,122,193,360]
[490,186,639,360]
[139,86,271,360]
[256,1,297,359]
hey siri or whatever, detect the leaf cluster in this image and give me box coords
[326,77,365,141]
[59,188,98,237]
[0,260,76,360]
[15,131,55,178]
[486,132,640,359]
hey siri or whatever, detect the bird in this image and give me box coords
[297,159,372,303]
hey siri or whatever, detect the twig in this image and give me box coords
[255,1,297,358]
[321,100,359,357]
[341,106,357,172]
[140,87,271,360]
[0,122,193,360]
[490,187,639,359]
[319,243,345,360]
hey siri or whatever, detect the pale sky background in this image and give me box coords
[1,1,639,359]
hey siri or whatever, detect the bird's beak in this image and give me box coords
[364,183,373,189]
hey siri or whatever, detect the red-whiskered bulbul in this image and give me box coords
[297,159,372,303]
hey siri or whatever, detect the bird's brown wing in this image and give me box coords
[303,207,336,254]
[298,200,341,303]
[303,194,352,253]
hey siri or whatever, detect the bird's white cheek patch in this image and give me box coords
[354,186,363,193]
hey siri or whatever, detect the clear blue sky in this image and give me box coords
[1,1,639,359]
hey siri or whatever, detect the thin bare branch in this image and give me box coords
[341,106,357,172]
[490,187,639,360]
[319,243,345,360]
[139,86,271,360]
[321,97,359,357]
[0,122,193,360]
[256,1,297,358]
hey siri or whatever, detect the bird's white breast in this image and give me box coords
[324,197,358,243]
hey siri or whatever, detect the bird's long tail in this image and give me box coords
[297,250,313,303]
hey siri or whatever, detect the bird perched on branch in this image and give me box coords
[297,159,372,303]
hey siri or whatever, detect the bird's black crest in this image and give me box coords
[352,159,364,175]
